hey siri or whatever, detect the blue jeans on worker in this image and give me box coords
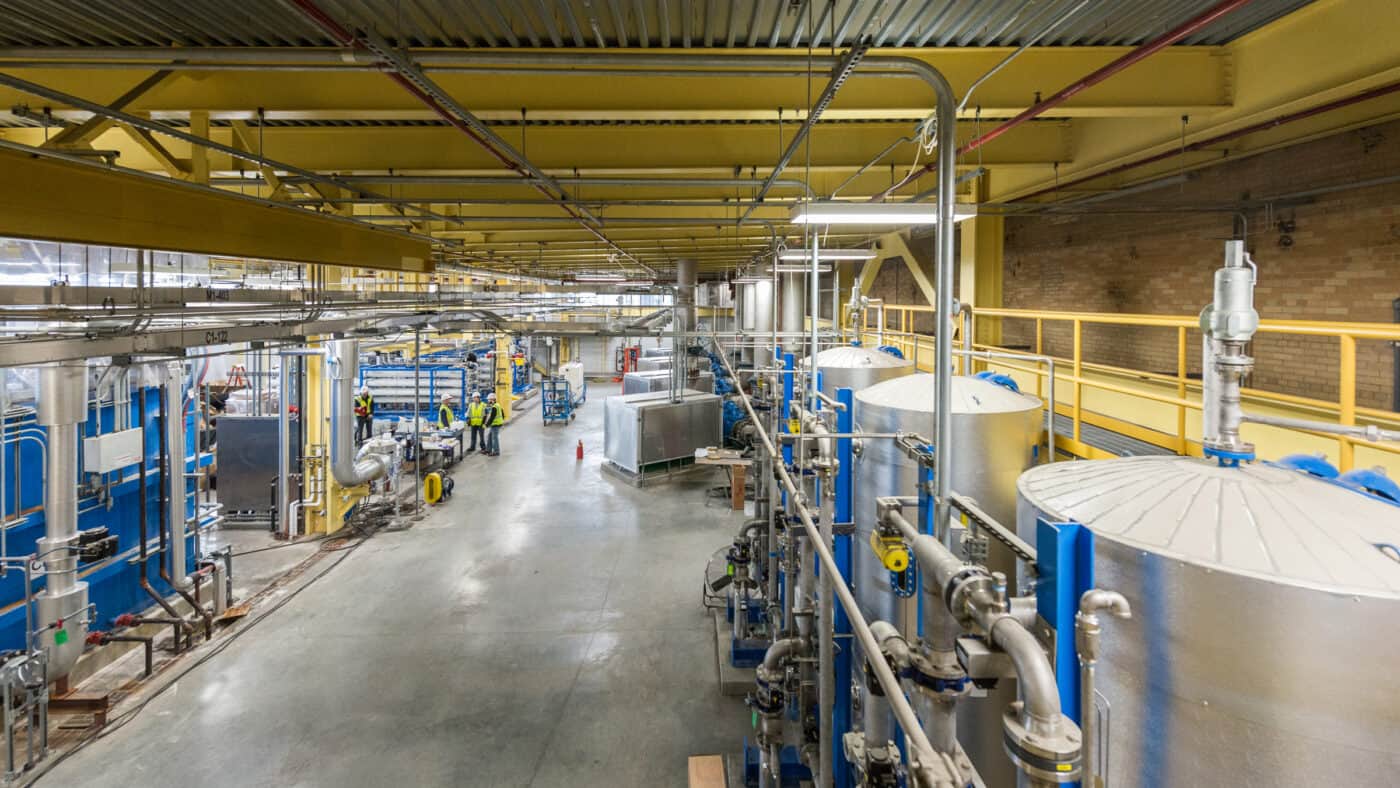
[468,425,484,451]
[486,425,500,455]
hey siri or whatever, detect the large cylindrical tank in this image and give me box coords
[1016,456,1400,788]
[750,279,775,368]
[853,373,1042,788]
[801,344,914,399]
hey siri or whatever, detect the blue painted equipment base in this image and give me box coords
[743,739,812,788]
[730,639,771,669]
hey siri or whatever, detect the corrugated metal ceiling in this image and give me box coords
[0,0,1313,50]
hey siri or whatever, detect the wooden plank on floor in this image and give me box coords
[688,754,727,788]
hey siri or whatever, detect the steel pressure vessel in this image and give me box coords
[853,373,1043,787]
[1017,456,1400,788]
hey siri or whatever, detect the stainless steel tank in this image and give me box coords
[853,374,1042,788]
[1016,456,1400,788]
[801,344,914,399]
[750,279,775,369]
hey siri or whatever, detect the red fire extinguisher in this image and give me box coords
[576,440,584,461]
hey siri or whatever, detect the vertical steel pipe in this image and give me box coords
[35,360,88,678]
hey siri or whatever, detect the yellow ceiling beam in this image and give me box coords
[991,0,1400,201]
[0,47,1227,120]
[0,146,431,272]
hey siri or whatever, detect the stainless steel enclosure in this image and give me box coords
[853,374,1042,787]
[1017,456,1400,788]
[622,369,714,395]
[802,345,914,398]
[603,390,722,473]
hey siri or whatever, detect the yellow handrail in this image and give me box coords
[856,303,1400,472]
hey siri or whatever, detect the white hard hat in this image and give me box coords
[471,391,481,399]
[487,392,497,401]
[359,385,370,394]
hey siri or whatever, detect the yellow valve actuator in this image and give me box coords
[869,532,910,573]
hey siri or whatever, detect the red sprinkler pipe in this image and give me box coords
[874,0,1257,201]
[1014,79,1400,202]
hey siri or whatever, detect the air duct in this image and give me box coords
[36,360,89,678]
[675,258,697,335]
[779,272,804,354]
[328,339,389,486]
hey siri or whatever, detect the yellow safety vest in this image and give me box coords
[438,404,453,428]
[488,403,504,426]
[467,401,486,426]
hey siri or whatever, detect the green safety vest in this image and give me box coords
[466,401,486,426]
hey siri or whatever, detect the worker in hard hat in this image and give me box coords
[437,394,458,431]
[464,391,487,453]
[483,392,505,456]
[354,385,374,445]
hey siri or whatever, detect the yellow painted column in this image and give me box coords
[302,336,366,535]
[958,177,1004,347]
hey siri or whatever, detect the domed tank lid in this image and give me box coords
[1018,456,1400,598]
[856,372,1041,415]
[802,344,914,370]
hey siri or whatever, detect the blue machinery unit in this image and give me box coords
[0,380,204,659]
[541,378,586,425]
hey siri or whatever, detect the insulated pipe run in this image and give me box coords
[164,362,190,588]
[36,360,89,678]
[327,340,389,487]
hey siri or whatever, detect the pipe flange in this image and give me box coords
[1001,702,1082,784]
[900,655,967,696]
[945,569,996,629]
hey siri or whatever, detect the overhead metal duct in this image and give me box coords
[328,339,389,487]
[674,258,697,335]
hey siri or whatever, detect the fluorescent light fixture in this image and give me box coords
[777,248,875,262]
[732,275,769,284]
[768,265,833,274]
[789,201,977,225]
[574,273,626,282]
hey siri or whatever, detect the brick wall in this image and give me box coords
[999,119,1400,410]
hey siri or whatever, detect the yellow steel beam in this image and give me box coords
[227,119,289,200]
[992,0,1400,200]
[117,123,190,178]
[0,146,431,271]
[39,69,175,150]
[873,231,937,307]
[189,109,210,185]
[0,48,1228,120]
[958,176,1003,344]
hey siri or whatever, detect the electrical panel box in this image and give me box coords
[82,428,143,473]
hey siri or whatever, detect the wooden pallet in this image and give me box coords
[688,755,727,788]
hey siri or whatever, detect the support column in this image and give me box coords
[958,178,1004,346]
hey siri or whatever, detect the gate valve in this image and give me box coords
[114,613,139,628]
[85,631,107,646]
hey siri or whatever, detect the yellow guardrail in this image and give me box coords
[856,304,1400,474]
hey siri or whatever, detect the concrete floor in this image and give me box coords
[44,382,749,787]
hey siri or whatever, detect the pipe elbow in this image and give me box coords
[1079,588,1132,619]
[761,636,804,671]
[987,614,1062,726]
